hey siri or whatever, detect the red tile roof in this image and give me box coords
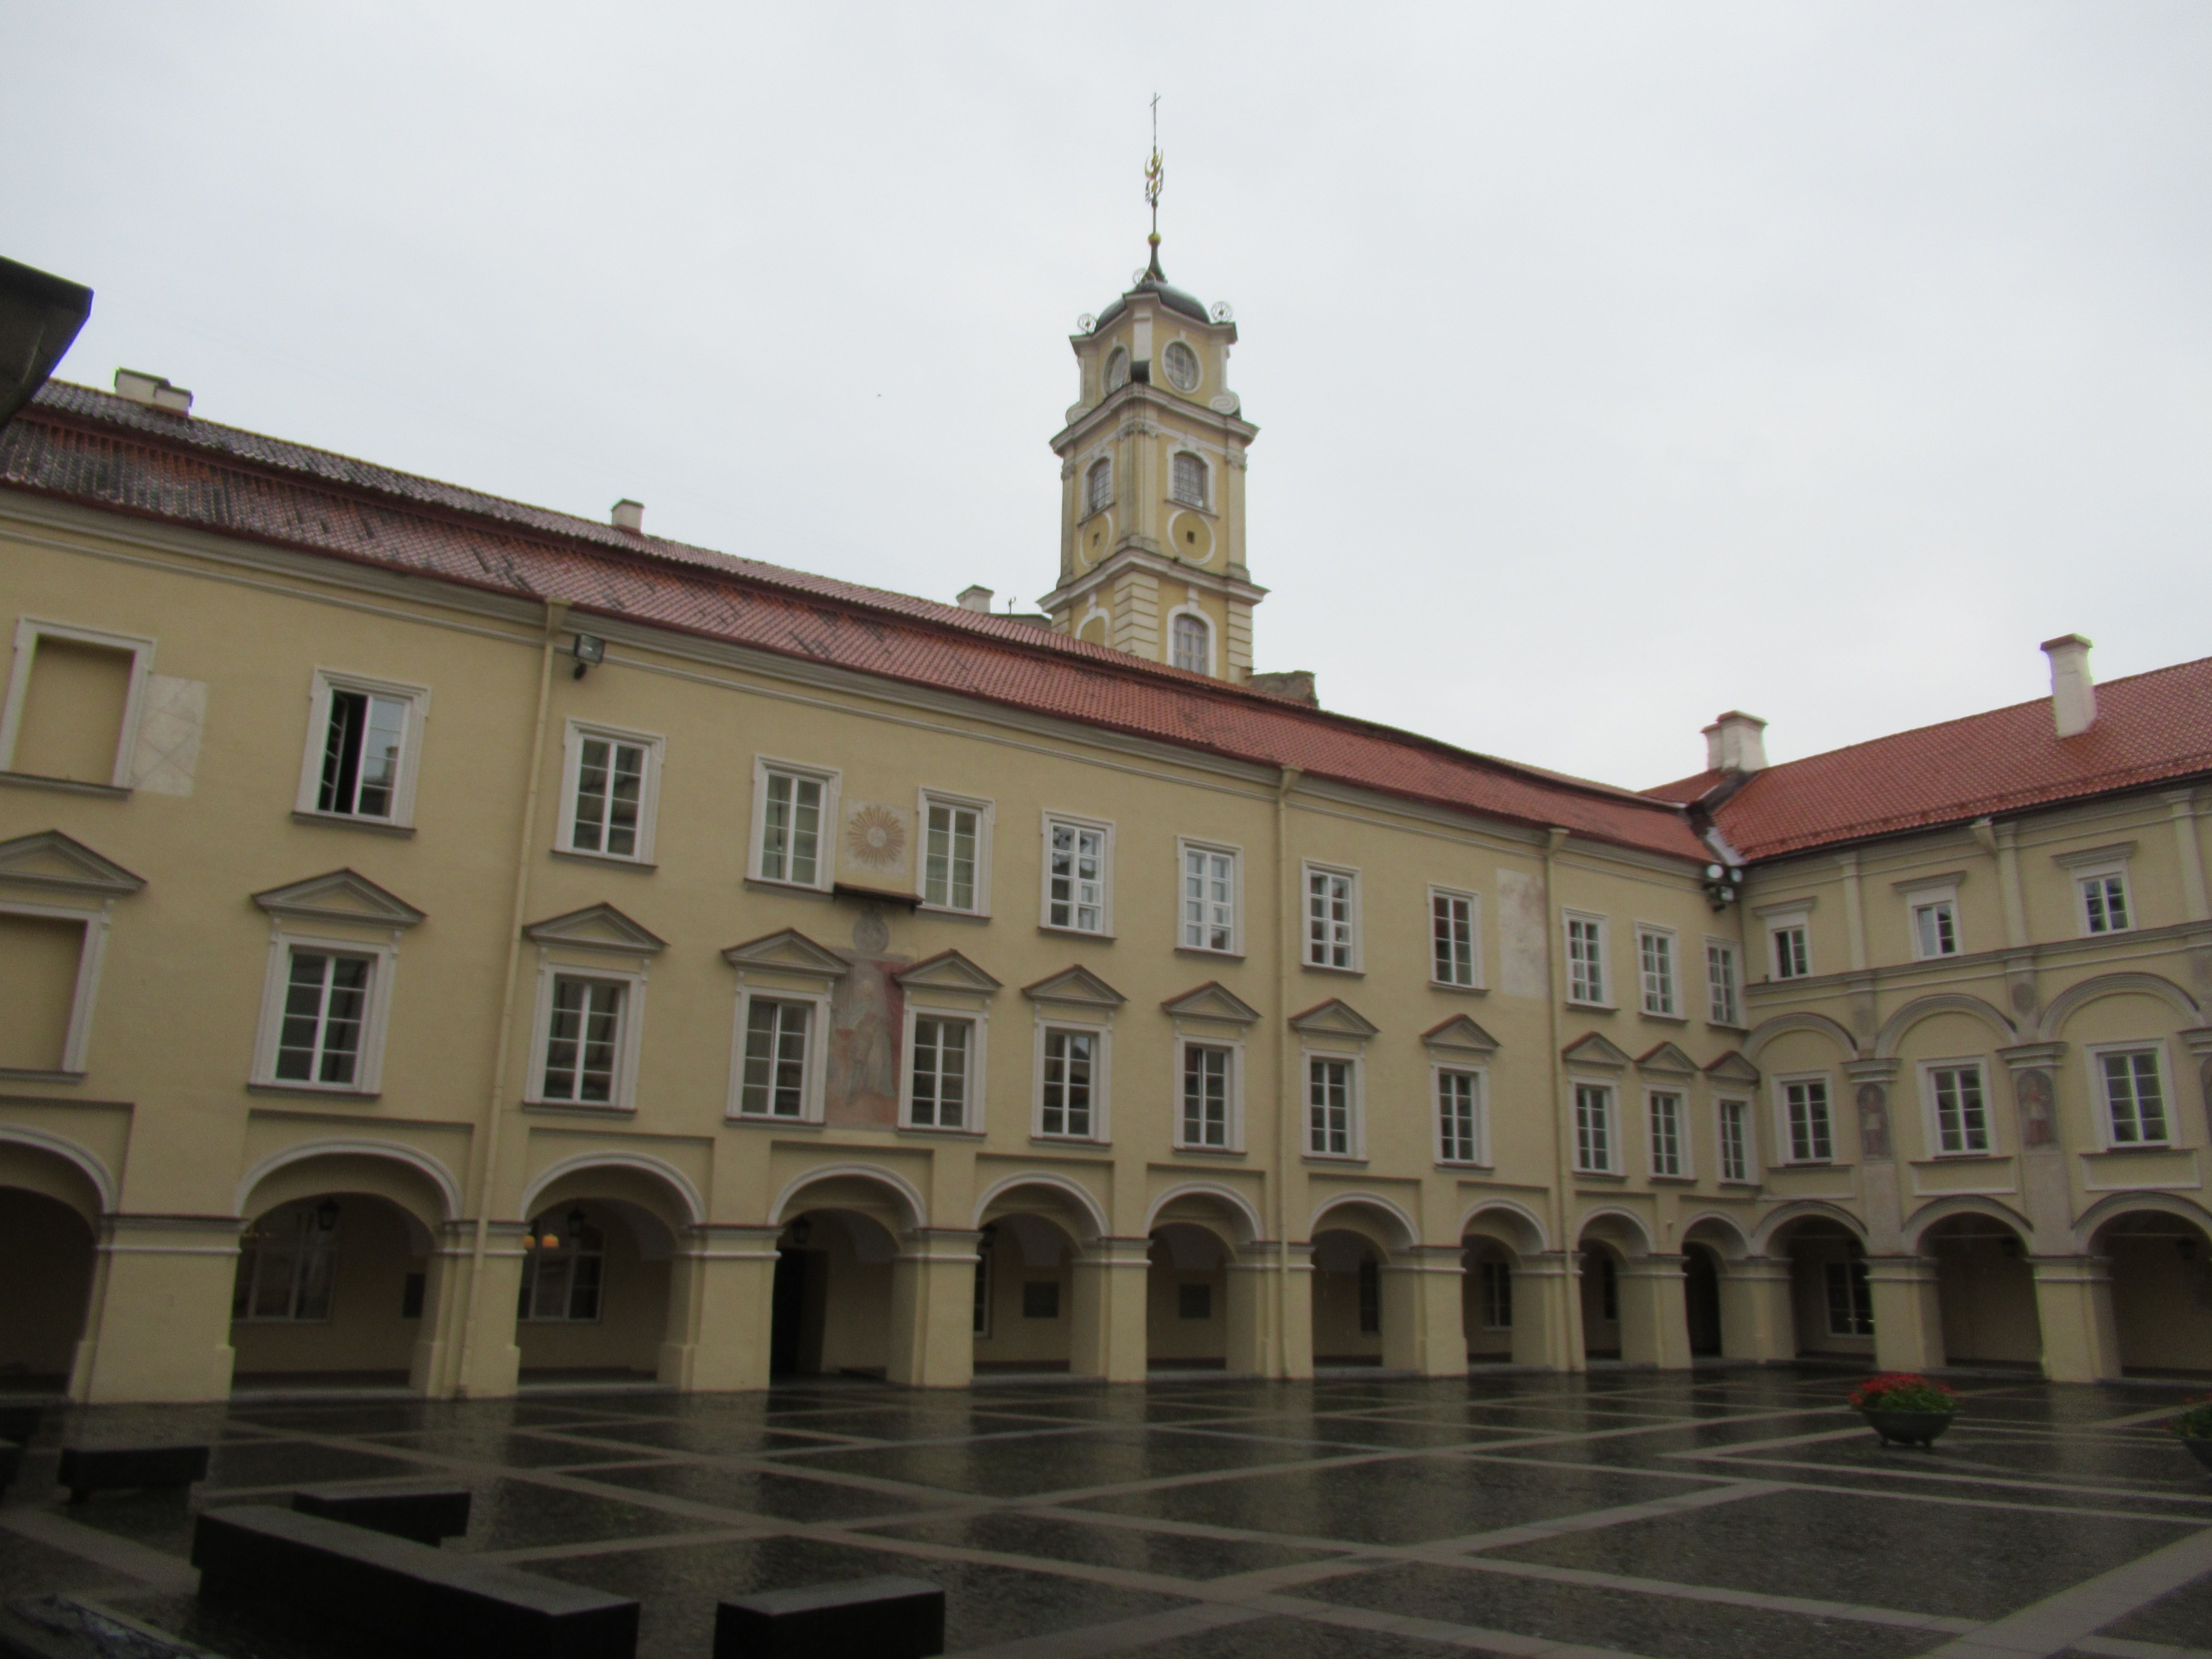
[0,384,1709,861]
[1693,658,2212,860]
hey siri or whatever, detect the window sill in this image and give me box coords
[1778,1160,1837,1170]
[551,847,657,872]
[744,877,832,900]
[1565,1000,1616,1014]
[521,1100,637,1118]
[1166,494,1217,520]
[1301,961,1364,977]
[1572,1170,1627,1183]
[896,1123,985,1138]
[1038,924,1115,942]
[1302,1153,1365,1166]
[835,882,923,908]
[1172,1144,1246,1158]
[0,770,128,800]
[246,1083,380,1102]
[1913,1152,2004,1165]
[1428,979,1488,996]
[1638,1010,1689,1025]
[1029,1137,1112,1154]
[292,809,415,838]
[0,1067,83,1085]
[1647,1174,1699,1185]
[2081,1143,2187,1158]
[1176,945,1245,962]
[917,904,992,924]
[728,1112,820,1129]
[1717,1178,1763,1190]
[1706,1021,1749,1035]
[1436,1160,1495,1173]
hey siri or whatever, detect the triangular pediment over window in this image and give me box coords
[1022,965,1126,1009]
[526,902,667,955]
[1289,998,1379,1039]
[1635,1041,1699,1077]
[1421,1014,1499,1054]
[253,867,424,929]
[896,949,1001,994]
[1561,1032,1632,1069]
[0,830,146,898]
[1161,981,1261,1025]
[1704,1049,1761,1086]
[721,927,847,978]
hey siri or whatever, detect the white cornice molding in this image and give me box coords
[1040,550,1269,614]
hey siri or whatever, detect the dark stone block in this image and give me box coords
[292,1483,472,1545]
[192,1505,637,1659]
[56,1446,209,1504]
[0,1407,41,1446]
[0,1444,20,1497]
[714,1576,944,1659]
[0,1594,220,1659]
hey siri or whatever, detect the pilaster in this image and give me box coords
[1071,1236,1152,1382]
[1718,1257,1795,1363]
[1512,1251,1575,1371]
[1844,1057,1903,1254]
[1224,1248,1273,1377]
[81,1214,241,1404]
[2166,789,2210,923]
[1386,1245,1468,1377]
[2000,1042,2074,1255]
[454,1224,524,1400]
[1866,1254,1945,1372]
[889,1228,982,1389]
[2030,1254,2119,1383]
[1618,1254,1692,1370]
[665,1224,780,1392]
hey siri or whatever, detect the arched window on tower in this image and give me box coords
[1170,451,1208,508]
[1172,612,1212,675]
[1085,459,1112,517]
[1106,348,1129,391]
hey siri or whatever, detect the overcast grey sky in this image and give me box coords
[9,3,2208,788]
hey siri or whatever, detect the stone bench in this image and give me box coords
[56,1444,209,1504]
[0,1442,20,1499]
[292,1482,472,1545]
[714,1575,944,1659]
[192,1505,638,1659]
[0,1406,41,1446]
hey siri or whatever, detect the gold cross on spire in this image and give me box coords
[1144,93,1164,276]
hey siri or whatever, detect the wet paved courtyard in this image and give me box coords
[4,1370,2211,1659]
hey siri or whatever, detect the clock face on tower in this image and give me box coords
[1167,509,1213,564]
[1162,341,1199,392]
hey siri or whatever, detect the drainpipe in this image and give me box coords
[1274,765,1302,1374]
[1541,827,1572,1369]
[452,597,570,1397]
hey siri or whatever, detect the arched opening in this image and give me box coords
[1773,1217,1872,1360]
[1682,1244,1723,1358]
[1462,1237,1518,1365]
[771,1208,897,1379]
[2095,1210,2212,1378]
[972,1212,1079,1375]
[513,1199,670,1383]
[1148,1222,1230,1371]
[1578,1241,1624,1360]
[0,1180,97,1395]
[1924,1214,2042,1369]
[231,1193,429,1389]
[1312,1227,1385,1367]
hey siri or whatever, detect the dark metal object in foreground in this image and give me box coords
[291,1482,472,1545]
[0,1406,43,1445]
[0,1594,221,1659]
[715,1576,945,1659]
[57,1445,209,1504]
[0,257,92,430]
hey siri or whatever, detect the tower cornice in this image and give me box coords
[1038,547,1269,617]
[1051,380,1258,456]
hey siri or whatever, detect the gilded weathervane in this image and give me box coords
[1144,93,1165,276]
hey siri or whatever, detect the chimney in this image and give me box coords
[610,499,644,534]
[114,368,192,416]
[2041,633,2096,737]
[957,585,993,614]
[1702,710,1768,774]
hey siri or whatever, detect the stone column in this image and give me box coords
[77,1214,241,1404]
[888,1228,981,1389]
[1719,1257,1796,1363]
[1867,1255,1944,1372]
[1511,1251,1575,1371]
[1224,1248,1273,1377]
[406,1224,470,1397]
[453,1224,525,1400]
[1384,1246,1468,1377]
[1273,1242,1315,1380]
[1070,1236,1153,1382]
[663,1224,780,1393]
[1618,1254,1692,1369]
[2031,1254,2120,1383]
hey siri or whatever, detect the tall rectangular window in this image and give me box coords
[317,688,409,819]
[739,998,812,1118]
[1573,1083,1614,1173]
[908,1016,971,1129]
[1437,1068,1482,1164]
[1639,928,1678,1016]
[1181,1042,1231,1148]
[1912,899,1959,959]
[1566,916,1607,1004]
[570,734,648,858]
[1772,923,1810,980]
[925,800,983,911]
[232,1203,341,1323]
[275,950,372,1086]
[1047,819,1108,932]
[1707,941,1740,1025]
[1307,868,1356,968]
[760,769,824,886]
[1648,1091,1685,1177]
[1170,451,1208,506]
[1930,1063,1990,1154]
[1783,1078,1833,1162]
[1432,890,1476,987]
[0,623,150,789]
[1717,1099,1751,1182]
[1183,845,1237,952]
[1308,1057,1353,1155]
[2081,873,2131,934]
[1825,1259,1874,1336]
[542,977,624,1104]
[1478,1259,1513,1329]
[2099,1049,2168,1145]
[1040,1028,1096,1138]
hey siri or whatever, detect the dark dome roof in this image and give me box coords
[1092,250,1211,331]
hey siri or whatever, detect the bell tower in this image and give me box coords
[1040,131,1263,681]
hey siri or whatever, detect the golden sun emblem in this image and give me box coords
[845,804,906,869]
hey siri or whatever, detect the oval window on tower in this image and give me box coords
[1106,348,1130,391]
[1162,341,1200,392]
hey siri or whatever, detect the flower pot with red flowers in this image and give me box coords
[1849,1373,1961,1447]
[2167,1400,2212,1474]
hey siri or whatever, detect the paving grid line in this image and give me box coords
[1912,1522,2212,1659]
[1664,1449,2212,1512]
[0,1508,201,1594]
[2076,1638,2212,1659]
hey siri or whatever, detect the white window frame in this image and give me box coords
[524,962,646,1112]
[250,931,399,1094]
[1084,455,1114,516]
[0,896,116,1077]
[1173,1034,1244,1152]
[1033,1017,1111,1143]
[1774,1071,1836,1164]
[1434,1062,1489,1167]
[1167,607,1215,676]
[1768,912,1811,981]
[0,617,156,789]
[1303,861,1362,971]
[2086,1039,2176,1150]
[1647,1088,1690,1178]
[1168,447,1210,508]
[1177,838,1242,955]
[1429,886,1483,990]
[1572,1080,1620,1174]
[1716,1096,1756,1184]
[293,668,431,827]
[1303,1050,1365,1160]
[1919,1057,1994,1157]
[1563,911,1610,1007]
[1705,938,1741,1026]
[1040,811,1115,935]
[1895,876,1963,961]
[917,789,995,917]
[899,1002,988,1133]
[556,719,664,864]
[2060,851,2136,937]
[727,983,832,1124]
[1636,925,1679,1017]
[749,757,841,892]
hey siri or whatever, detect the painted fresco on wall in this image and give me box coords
[827,952,905,1127]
